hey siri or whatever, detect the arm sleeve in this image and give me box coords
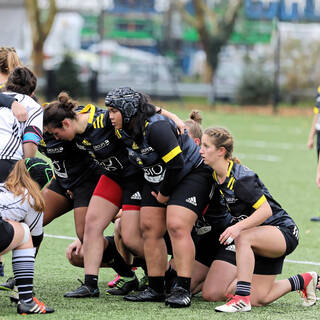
[148,121,184,196]
[234,175,266,210]
[0,92,15,108]
[23,125,43,145]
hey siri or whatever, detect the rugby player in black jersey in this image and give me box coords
[105,87,212,308]
[200,126,318,312]
[43,92,143,297]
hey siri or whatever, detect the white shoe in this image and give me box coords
[215,295,251,313]
[299,271,318,307]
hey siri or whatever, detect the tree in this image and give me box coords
[24,0,57,76]
[178,0,243,82]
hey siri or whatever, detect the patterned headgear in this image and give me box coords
[105,87,141,124]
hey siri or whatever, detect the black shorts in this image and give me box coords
[0,159,17,182]
[141,164,212,217]
[214,225,299,275]
[0,217,14,253]
[48,174,100,208]
[195,230,223,267]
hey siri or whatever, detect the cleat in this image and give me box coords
[106,275,138,295]
[299,272,318,307]
[137,275,149,291]
[108,274,120,288]
[64,279,99,298]
[310,216,320,222]
[215,295,251,312]
[165,285,191,308]
[124,287,165,302]
[17,297,54,314]
[0,263,4,277]
[0,277,15,291]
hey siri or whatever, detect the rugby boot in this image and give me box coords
[299,271,318,307]
[215,295,251,312]
[124,287,165,302]
[0,277,15,291]
[64,279,99,298]
[165,285,191,308]
[108,274,120,288]
[137,275,149,291]
[17,297,54,314]
[106,275,139,295]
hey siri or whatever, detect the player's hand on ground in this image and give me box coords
[66,238,82,260]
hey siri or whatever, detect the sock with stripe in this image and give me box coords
[12,248,36,303]
[235,281,251,296]
[288,274,304,291]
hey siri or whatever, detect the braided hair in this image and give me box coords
[204,127,240,164]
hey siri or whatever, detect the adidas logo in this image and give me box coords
[185,196,197,206]
[131,192,142,200]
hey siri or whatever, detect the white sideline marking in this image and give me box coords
[44,233,320,267]
[285,259,320,266]
[236,153,280,162]
[238,140,305,151]
[44,233,76,240]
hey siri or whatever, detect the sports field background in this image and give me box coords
[1,105,320,319]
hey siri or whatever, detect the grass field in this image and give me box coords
[1,106,320,319]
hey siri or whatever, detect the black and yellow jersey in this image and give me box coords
[212,161,296,228]
[38,132,100,190]
[314,86,320,131]
[115,113,203,196]
[74,104,138,178]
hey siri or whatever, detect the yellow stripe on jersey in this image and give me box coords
[79,104,96,124]
[115,129,122,138]
[100,113,104,127]
[162,145,182,163]
[0,81,7,89]
[314,107,319,114]
[213,171,218,182]
[227,160,234,177]
[252,195,266,209]
[227,177,236,190]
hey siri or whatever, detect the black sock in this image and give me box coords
[148,276,164,294]
[102,236,134,277]
[132,257,147,274]
[235,281,251,296]
[85,274,98,289]
[175,276,190,291]
[288,274,304,291]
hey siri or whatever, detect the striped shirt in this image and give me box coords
[0,106,23,160]
[0,184,43,236]
[3,92,43,146]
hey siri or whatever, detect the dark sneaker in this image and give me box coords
[137,275,149,291]
[310,217,320,222]
[17,297,54,314]
[0,263,4,277]
[106,275,139,295]
[124,287,165,302]
[0,277,15,291]
[64,279,99,298]
[165,285,191,308]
